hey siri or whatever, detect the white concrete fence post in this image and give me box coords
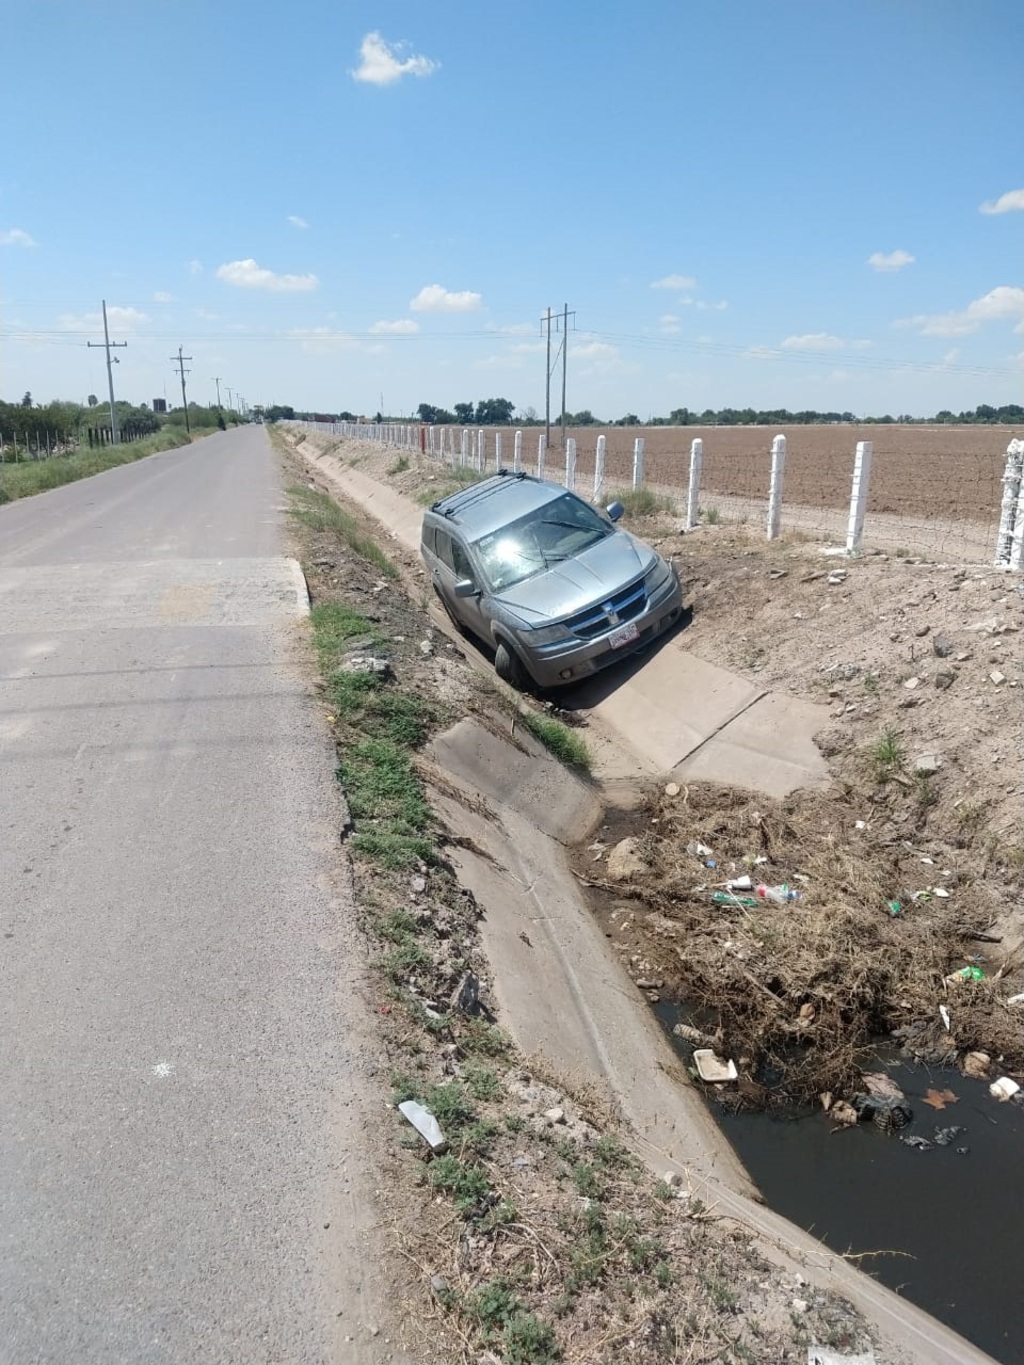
[439,427,447,463]
[495,431,503,471]
[686,438,703,530]
[428,426,436,457]
[513,430,523,472]
[631,436,645,490]
[593,434,606,503]
[767,433,787,540]
[460,429,469,466]
[476,428,486,472]
[537,435,547,479]
[846,440,873,554]
[995,438,1024,568]
[565,438,577,491]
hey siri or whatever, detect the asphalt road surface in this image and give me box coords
[0,429,379,1363]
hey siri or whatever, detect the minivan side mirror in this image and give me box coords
[605,501,624,523]
[453,578,478,598]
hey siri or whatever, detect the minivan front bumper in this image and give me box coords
[516,570,683,688]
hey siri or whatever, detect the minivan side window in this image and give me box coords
[435,530,455,571]
[435,531,473,580]
[422,525,436,555]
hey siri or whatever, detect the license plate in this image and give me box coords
[609,621,639,649]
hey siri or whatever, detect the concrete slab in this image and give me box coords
[673,690,832,797]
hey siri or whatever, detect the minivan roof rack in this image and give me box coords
[431,469,530,517]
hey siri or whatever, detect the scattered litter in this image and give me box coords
[693,1049,738,1083]
[990,1076,1021,1102]
[398,1099,447,1153]
[726,875,753,892]
[903,676,921,690]
[922,1088,958,1110]
[989,670,1006,685]
[933,1125,965,1147]
[939,1004,952,1031]
[862,1072,905,1101]
[854,819,868,830]
[827,570,847,585]
[886,900,902,917]
[664,782,681,797]
[962,1051,991,1078]
[829,1100,858,1127]
[686,841,714,858]
[756,882,801,904]
[931,886,950,899]
[711,891,759,907]
[900,1134,934,1151]
[912,752,943,775]
[853,1092,912,1131]
[1007,993,1024,1007]
[945,965,983,985]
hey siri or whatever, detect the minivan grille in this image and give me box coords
[565,579,647,639]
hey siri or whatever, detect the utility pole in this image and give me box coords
[541,304,575,449]
[87,300,127,444]
[542,307,552,450]
[213,376,223,408]
[171,346,193,434]
[225,385,234,411]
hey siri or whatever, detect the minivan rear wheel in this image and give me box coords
[494,640,528,690]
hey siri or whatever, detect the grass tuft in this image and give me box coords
[521,712,592,773]
[289,484,398,578]
[608,487,675,518]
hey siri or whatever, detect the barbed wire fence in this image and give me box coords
[303,420,1024,570]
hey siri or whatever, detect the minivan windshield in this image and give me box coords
[473,493,612,592]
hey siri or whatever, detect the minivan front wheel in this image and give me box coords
[494,640,529,690]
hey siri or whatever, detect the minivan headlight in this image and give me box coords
[645,558,673,592]
[527,622,573,645]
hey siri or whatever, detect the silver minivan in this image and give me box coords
[421,471,682,689]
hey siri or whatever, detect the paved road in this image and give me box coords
[0,430,373,1363]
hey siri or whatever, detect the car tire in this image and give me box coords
[494,639,529,690]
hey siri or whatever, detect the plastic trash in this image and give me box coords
[711,891,759,908]
[886,900,902,917]
[948,966,984,983]
[939,1004,952,1032]
[726,875,753,891]
[398,1099,447,1152]
[693,1049,738,1082]
[990,1077,1021,1102]
[756,882,801,904]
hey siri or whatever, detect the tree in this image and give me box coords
[475,397,514,425]
[87,394,99,407]
[571,409,597,425]
[21,391,32,408]
[453,402,475,425]
[617,413,640,426]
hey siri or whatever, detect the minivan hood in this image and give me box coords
[495,531,656,623]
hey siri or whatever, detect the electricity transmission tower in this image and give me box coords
[87,301,127,444]
[171,347,193,434]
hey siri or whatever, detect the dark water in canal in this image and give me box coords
[655,1001,1024,1364]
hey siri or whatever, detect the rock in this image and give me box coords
[934,670,955,690]
[635,978,664,990]
[606,837,649,882]
[450,970,481,1015]
[816,727,853,758]
[341,655,391,677]
[989,670,1006,685]
[914,624,931,637]
[430,1275,450,1297]
[903,676,920,690]
[933,635,954,658]
[912,752,943,775]
[962,1050,990,1078]
[664,782,680,797]
[791,1297,809,1314]
[663,1171,683,1187]
[419,639,434,656]
[544,1107,566,1125]
[411,875,427,893]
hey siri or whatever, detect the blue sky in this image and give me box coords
[2,0,1021,419]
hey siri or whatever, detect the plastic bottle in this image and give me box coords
[755,882,800,904]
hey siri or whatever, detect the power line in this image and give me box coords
[86,300,127,443]
[171,346,193,434]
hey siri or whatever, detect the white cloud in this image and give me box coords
[650,274,697,291]
[485,322,534,335]
[979,188,1024,215]
[216,258,319,292]
[57,305,149,333]
[867,249,915,272]
[153,291,173,303]
[287,215,309,229]
[781,333,844,351]
[286,327,384,355]
[410,283,482,313]
[352,31,438,85]
[896,285,1024,337]
[369,318,419,334]
[0,228,36,247]
[659,314,681,334]
[186,259,203,275]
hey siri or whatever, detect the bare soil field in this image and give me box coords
[472,424,1018,527]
